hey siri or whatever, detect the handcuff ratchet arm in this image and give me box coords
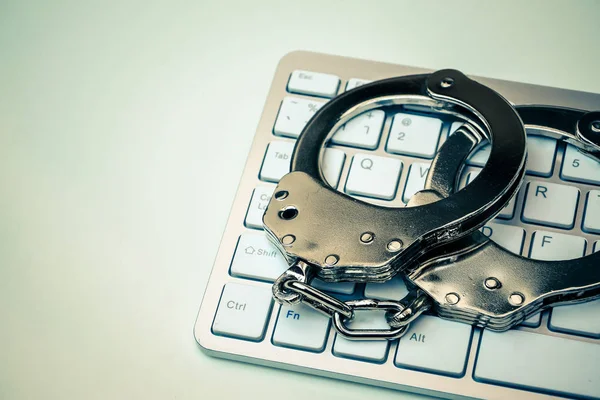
[407,106,600,330]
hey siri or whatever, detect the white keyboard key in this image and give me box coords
[526,136,557,176]
[331,110,385,150]
[322,148,345,188]
[274,97,325,138]
[312,278,355,295]
[474,329,600,398]
[395,316,472,377]
[550,299,600,338]
[561,144,600,185]
[260,141,294,182]
[245,186,275,229]
[345,153,402,200]
[596,241,599,253]
[522,181,579,229]
[459,168,516,219]
[333,311,390,363]
[364,275,409,301]
[387,113,442,159]
[273,303,330,351]
[402,162,431,202]
[345,78,372,91]
[287,70,340,98]
[529,230,586,261]
[520,313,541,328]
[230,233,289,282]
[480,222,525,255]
[583,190,600,234]
[212,283,273,341]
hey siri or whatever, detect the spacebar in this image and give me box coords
[474,330,600,398]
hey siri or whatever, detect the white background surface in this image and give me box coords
[1,1,600,399]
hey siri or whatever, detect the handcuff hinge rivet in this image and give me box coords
[484,277,501,290]
[387,240,403,252]
[360,232,375,244]
[509,293,525,306]
[325,255,339,266]
[445,293,460,305]
[282,235,296,246]
[591,120,600,133]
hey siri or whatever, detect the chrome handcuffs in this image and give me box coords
[262,69,600,340]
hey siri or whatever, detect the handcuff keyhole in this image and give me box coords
[440,77,455,89]
[279,206,298,220]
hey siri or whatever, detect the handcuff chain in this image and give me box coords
[273,263,432,340]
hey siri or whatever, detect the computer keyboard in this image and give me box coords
[194,51,600,400]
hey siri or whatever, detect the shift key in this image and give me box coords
[212,283,273,341]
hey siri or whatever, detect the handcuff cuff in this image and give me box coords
[262,69,600,340]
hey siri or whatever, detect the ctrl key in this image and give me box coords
[212,283,273,341]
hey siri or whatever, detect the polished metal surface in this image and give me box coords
[408,106,600,331]
[263,70,527,282]
[195,51,600,400]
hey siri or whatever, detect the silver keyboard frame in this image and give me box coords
[194,51,600,400]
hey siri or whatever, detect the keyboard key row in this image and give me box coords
[275,103,444,158]
[260,143,600,231]
[214,281,598,398]
[215,282,473,375]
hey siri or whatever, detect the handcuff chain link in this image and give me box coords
[273,263,432,340]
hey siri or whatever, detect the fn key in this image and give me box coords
[212,283,273,341]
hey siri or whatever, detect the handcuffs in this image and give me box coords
[262,69,600,340]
